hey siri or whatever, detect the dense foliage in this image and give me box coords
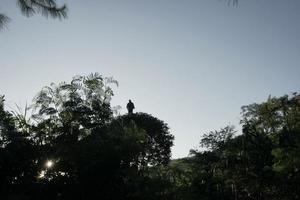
[184,94,300,200]
[0,74,174,200]
[0,74,299,199]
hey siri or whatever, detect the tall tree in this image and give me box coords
[187,93,300,200]
[14,73,174,200]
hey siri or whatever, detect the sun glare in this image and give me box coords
[45,160,54,168]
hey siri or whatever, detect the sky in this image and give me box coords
[0,0,299,158]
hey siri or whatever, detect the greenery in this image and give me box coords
[0,0,239,30]
[0,74,299,199]
[0,0,67,29]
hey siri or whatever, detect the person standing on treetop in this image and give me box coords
[127,100,135,114]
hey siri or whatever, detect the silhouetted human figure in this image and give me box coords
[127,100,135,114]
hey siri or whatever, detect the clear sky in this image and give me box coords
[0,0,299,158]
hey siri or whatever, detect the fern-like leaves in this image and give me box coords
[0,0,67,30]
[17,0,67,19]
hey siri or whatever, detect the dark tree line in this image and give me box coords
[168,93,300,200]
[0,73,174,200]
[0,73,299,199]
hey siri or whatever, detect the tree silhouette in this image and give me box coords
[186,93,300,200]
[0,73,176,199]
[1,73,299,199]
[108,112,174,167]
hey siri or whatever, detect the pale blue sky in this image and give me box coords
[0,0,299,158]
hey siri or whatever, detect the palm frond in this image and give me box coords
[17,0,36,17]
[32,0,67,19]
[17,0,67,19]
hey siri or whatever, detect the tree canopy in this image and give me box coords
[185,93,300,200]
[0,73,299,199]
[0,73,175,200]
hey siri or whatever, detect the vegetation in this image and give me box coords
[0,0,239,30]
[0,74,299,199]
[0,0,67,29]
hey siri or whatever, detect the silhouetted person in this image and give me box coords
[127,100,135,114]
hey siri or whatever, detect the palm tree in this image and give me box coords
[0,0,67,29]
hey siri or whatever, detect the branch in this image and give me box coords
[31,0,67,19]
[17,0,67,19]
[0,14,10,30]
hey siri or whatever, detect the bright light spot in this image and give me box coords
[59,171,66,176]
[38,170,45,179]
[45,160,54,168]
